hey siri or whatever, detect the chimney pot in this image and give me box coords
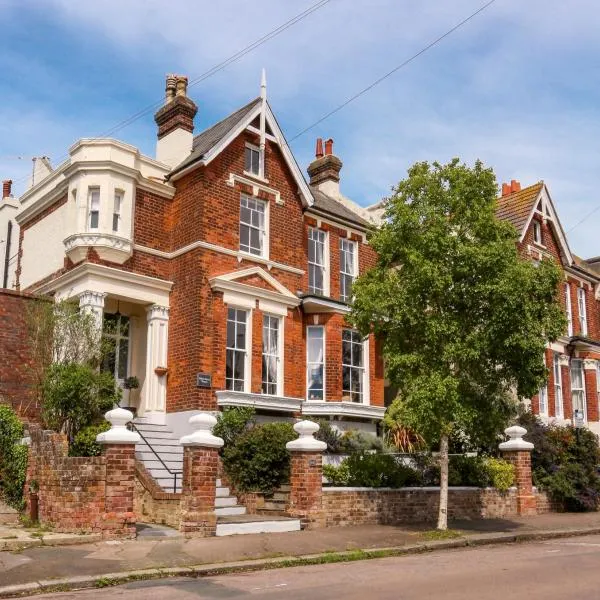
[324,138,334,156]
[165,74,177,103]
[2,179,12,199]
[510,179,521,193]
[501,183,511,196]
[315,138,324,159]
[175,75,188,97]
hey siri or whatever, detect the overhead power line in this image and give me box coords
[566,206,600,234]
[9,0,333,188]
[289,0,497,141]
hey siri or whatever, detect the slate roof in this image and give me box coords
[310,188,370,228]
[170,97,261,176]
[495,182,543,233]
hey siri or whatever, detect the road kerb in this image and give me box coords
[2,527,600,598]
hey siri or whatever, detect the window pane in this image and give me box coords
[245,147,252,172]
[118,338,129,379]
[90,211,99,229]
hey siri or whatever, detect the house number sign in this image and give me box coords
[196,373,212,388]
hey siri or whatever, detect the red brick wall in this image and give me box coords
[0,290,39,419]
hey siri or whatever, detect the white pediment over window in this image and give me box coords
[209,266,301,312]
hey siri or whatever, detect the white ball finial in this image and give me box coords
[180,413,224,448]
[286,420,327,451]
[499,425,534,451]
[97,407,140,444]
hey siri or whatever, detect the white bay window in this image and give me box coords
[262,314,282,395]
[306,326,324,400]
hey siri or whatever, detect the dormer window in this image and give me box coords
[88,187,100,230]
[245,143,260,177]
[113,190,123,233]
[533,221,543,245]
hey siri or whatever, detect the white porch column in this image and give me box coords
[141,304,169,424]
[78,290,106,331]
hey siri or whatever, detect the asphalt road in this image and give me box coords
[34,534,600,599]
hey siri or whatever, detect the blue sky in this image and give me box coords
[1,0,600,256]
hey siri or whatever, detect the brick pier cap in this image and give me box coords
[286,420,327,451]
[180,413,224,448]
[498,426,534,451]
[96,408,140,444]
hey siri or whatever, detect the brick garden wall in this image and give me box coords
[322,487,557,527]
[26,427,136,538]
[133,460,181,529]
[0,290,39,419]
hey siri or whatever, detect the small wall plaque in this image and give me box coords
[196,373,212,388]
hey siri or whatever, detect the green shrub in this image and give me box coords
[213,407,255,449]
[41,363,120,441]
[448,455,490,487]
[344,453,421,488]
[323,462,350,485]
[221,422,296,493]
[484,457,515,492]
[517,412,600,511]
[314,420,344,454]
[339,430,384,454]
[69,422,111,457]
[0,405,27,509]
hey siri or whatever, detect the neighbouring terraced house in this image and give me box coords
[0,73,386,483]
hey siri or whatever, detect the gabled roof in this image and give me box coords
[495,182,543,232]
[310,188,370,229]
[168,97,314,208]
[495,181,573,266]
[173,98,261,174]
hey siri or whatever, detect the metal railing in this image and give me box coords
[129,422,182,494]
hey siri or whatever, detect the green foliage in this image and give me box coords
[349,159,565,444]
[221,422,296,493]
[339,430,384,454]
[314,420,344,454]
[122,376,140,390]
[41,363,120,441]
[485,458,515,492]
[69,422,111,457]
[518,412,600,511]
[0,405,27,509]
[323,462,350,486]
[213,407,256,448]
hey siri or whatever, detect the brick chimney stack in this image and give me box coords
[154,74,198,168]
[307,137,343,198]
[2,180,12,199]
[502,180,521,197]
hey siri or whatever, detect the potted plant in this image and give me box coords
[122,376,139,390]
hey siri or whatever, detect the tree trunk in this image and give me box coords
[437,433,449,530]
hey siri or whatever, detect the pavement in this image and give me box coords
[30,532,600,599]
[1,512,600,597]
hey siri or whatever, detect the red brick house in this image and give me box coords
[497,180,600,434]
[1,74,384,463]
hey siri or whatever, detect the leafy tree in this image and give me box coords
[349,159,565,529]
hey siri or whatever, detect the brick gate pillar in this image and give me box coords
[286,420,327,529]
[96,407,140,538]
[179,413,224,537]
[499,425,536,516]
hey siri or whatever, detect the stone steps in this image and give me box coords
[216,514,301,536]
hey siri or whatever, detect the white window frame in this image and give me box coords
[578,287,588,336]
[244,143,261,177]
[113,190,123,233]
[538,353,548,417]
[533,220,543,245]
[565,283,573,337]
[342,329,369,404]
[553,353,563,419]
[88,187,100,231]
[570,358,587,422]
[225,306,252,393]
[339,238,358,303]
[308,227,329,296]
[239,194,269,259]
[262,313,283,396]
[306,325,325,401]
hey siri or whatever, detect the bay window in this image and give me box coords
[308,227,327,295]
[306,326,324,400]
[339,238,357,302]
[88,187,100,230]
[570,359,586,421]
[226,308,248,391]
[113,190,123,233]
[262,314,281,395]
[553,353,563,419]
[342,329,365,403]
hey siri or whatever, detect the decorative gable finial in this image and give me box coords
[260,68,267,101]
